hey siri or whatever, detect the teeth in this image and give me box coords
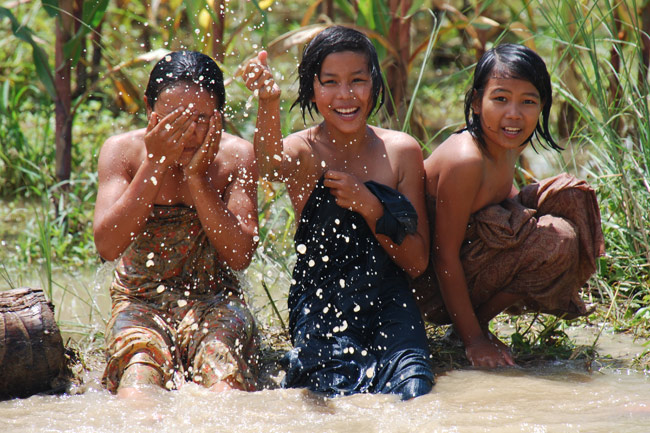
[336,107,357,114]
[504,127,520,132]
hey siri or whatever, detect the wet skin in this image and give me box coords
[423,75,544,368]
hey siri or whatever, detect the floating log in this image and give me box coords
[0,288,66,399]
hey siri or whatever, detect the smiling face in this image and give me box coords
[312,51,373,136]
[473,76,543,153]
[150,82,219,165]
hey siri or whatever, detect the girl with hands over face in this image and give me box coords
[94,51,260,398]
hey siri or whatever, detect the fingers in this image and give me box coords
[244,52,280,99]
[146,112,159,131]
[152,106,193,136]
[258,50,268,66]
[188,111,222,172]
[501,348,516,366]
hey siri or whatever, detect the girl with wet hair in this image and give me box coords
[412,44,604,368]
[144,50,225,112]
[292,25,385,121]
[94,50,260,398]
[244,26,435,400]
[464,43,559,151]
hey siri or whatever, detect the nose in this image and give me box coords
[505,102,522,119]
[338,83,355,99]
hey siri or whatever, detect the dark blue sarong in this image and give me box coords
[283,176,434,400]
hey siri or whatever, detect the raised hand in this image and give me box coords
[183,110,222,179]
[244,51,281,101]
[144,106,196,167]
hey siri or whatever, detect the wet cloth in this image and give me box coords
[412,173,605,323]
[284,176,434,400]
[102,205,259,392]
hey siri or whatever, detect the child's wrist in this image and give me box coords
[259,91,281,103]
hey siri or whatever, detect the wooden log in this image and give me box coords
[0,288,66,399]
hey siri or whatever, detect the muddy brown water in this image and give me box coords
[1,265,649,432]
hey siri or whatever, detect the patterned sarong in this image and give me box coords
[412,173,605,323]
[102,205,259,392]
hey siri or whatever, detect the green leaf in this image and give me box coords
[334,0,356,20]
[42,0,59,17]
[0,7,57,101]
[358,0,375,28]
[82,0,109,28]
[406,0,425,18]
[64,0,109,63]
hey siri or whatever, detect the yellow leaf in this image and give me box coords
[509,21,536,50]
[199,8,211,30]
[259,0,274,10]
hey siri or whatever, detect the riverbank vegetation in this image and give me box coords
[1,0,648,370]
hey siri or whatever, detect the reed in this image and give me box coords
[537,0,649,330]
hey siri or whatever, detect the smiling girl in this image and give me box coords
[244,26,434,399]
[412,44,605,368]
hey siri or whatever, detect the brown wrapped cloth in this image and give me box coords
[103,205,259,393]
[411,173,605,324]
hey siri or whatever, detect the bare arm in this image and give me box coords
[93,108,195,261]
[244,51,284,181]
[324,141,430,278]
[433,157,515,368]
[184,115,259,270]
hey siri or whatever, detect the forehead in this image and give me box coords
[154,83,217,113]
[319,51,370,74]
[484,76,540,96]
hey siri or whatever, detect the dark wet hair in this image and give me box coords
[464,43,561,151]
[145,50,225,111]
[291,26,385,121]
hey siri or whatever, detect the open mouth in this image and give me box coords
[502,126,522,137]
[334,107,360,117]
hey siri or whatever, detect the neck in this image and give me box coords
[318,122,370,154]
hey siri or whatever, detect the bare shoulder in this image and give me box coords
[98,128,145,172]
[284,128,316,159]
[428,131,483,171]
[372,126,420,153]
[219,132,255,165]
[100,128,143,154]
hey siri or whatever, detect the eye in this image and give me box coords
[493,96,507,102]
[523,98,539,105]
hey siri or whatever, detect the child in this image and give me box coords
[411,44,605,368]
[244,26,434,399]
[93,50,260,397]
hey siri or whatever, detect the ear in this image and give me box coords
[471,89,481,115]
[144,96,153,118]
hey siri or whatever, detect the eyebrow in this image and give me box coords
[491,87,540,98]
[320,69,369,77]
